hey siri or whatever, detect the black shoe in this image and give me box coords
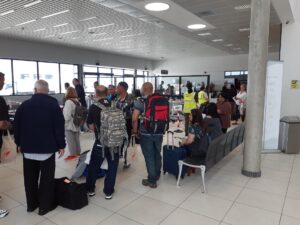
[123,163,131,169]
[27,206,38,213]
[142,179,157,188]
[38,205,57,216]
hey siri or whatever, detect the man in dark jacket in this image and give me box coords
[13,80,65,216]
[72,78,87,107]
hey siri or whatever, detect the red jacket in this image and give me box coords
[217,101,232,128]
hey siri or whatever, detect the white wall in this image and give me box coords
[153,53,279,89]
[280,1,300,116]
[0,37,154,70]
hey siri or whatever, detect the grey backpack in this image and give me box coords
[94,102,128,158]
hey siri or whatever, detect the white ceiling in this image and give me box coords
[0,0,281,60]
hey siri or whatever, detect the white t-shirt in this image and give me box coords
[235,91,247,106]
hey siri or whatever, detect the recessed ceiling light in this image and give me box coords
[88,23,114,30]
[212,39,223,42]
[34,28,46,32]
[24,0,42,8]
[121,33,144,38]
[145,3,170,12]
[79,17,97,22]
[0,10,14,16]
[234,4,251,10]
[198,32,211,36]
[239,28,250,32]
[42,9,70,19]
[226,44,233,47]
[15,19,36,26]
[60,30,80,35]
[53,23,69,28]
[188,24,206,30]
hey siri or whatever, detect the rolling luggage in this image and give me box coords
[163,131,187,178]
[55,177,88,210]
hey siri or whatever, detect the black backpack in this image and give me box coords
[143,94,169,134]
[71,100,88,127]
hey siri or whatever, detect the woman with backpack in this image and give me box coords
[63,87,81,161]
[203,103,223,141]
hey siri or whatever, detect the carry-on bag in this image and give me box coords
[163,131,187,178]
[55,177,88,210]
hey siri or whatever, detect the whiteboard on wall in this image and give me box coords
[262,61,283,152]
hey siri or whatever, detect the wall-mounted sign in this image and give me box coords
[291,80,299,89]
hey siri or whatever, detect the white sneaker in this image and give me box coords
[0,209,9,218]
[88,191,96,197]
[105,195,113,200]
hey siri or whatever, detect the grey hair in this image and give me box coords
[34,80,49,94]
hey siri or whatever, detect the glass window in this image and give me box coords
[113,69,123,76]
[231,71,241,76]
[38,62,59,94]
[144,71,149,76]
[124,69,134,75]
[157,76,180,95]
[124,77,134,94]
[60,64,78,92]
[0,59,13,95]
[84,66,97,73]
[13,60,37,95]
[181,76,208,93]
[114,76,124,86]
[225,71,231,76]
[99,75,112,87]
[136,77,144,90]
[99,67,112,74]
[84,75,98,93]
[137,70,143,76]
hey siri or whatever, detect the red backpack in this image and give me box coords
[143,94,169,134]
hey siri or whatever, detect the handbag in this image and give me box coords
[0,130,17,164]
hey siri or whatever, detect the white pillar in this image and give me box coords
[242,0,271,177]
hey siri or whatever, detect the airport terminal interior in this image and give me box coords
[0,0,300,225]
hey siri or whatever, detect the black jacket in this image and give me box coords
[14,94,66,154]
[75,84,87,107]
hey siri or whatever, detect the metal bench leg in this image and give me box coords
[200,165,206,193]
[177,161,183,187]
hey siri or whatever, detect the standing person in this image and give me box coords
[13,80,65,216]
[183,82,196,136]
[64,82,70,90]
[132,82,168,188]
[197,86,209,107]
[234,84,247,122]
[72,78,87,108]
[107,85,117,101]
[94,81,99,90]
[217,93,232,133]
[0,72,10,218]
[228,84,238,124]
[86,85,119,200]
[116,82,134,169]
[63,87,81,160]
[158,81,165,94]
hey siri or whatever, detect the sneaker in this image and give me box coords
[142,179,157,188]
[0,209,9,218]
[64,156,76,161]
[88,191,96,197]
[105,195,113,200]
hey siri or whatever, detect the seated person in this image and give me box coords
[203,103,223,141]
[180,109,209,174]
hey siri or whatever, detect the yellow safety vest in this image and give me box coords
[183,92,196,113]
[198,91,208,106]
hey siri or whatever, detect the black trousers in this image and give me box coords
[23,154,56,211]
[184,113,190,136]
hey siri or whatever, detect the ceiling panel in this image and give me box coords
[0,0,281,60]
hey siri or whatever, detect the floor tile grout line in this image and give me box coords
[278,155,296,225]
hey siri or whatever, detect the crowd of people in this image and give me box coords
[0,71,247,218]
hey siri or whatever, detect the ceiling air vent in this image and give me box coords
[195,10,214,17]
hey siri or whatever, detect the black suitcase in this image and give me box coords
[163,131,187,178]
[55,177,88,210]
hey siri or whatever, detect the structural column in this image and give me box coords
[242,0,271,177]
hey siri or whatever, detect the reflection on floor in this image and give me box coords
[1,131,300,225]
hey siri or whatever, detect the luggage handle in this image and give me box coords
[166,130,174,150]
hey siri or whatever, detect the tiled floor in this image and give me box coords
[1,131,300,225]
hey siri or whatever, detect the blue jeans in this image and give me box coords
[140,134,163,184]
[86,141,119,195]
